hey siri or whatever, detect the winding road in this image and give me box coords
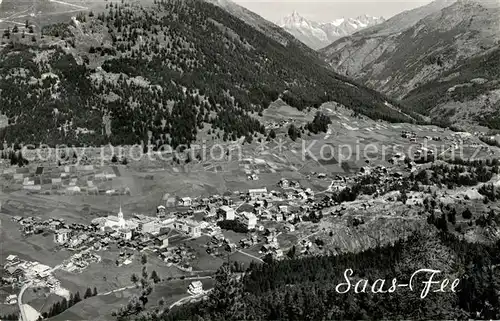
[18,283,41,321]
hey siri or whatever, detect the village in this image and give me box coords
[1,154,421,302]
[1,105,500,320]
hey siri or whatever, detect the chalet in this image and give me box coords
[49,221,63,230]
[240,239,253,248]
[23,224,34,235]
[272,248,284,259]
[155,234,170,248]
[163,196,177,208]
[4,266,25,283]
[222,197,234,206]
[5,294,17,305]
[278,179,290,188]
[180,197,192,207]
[240,212,257,230]
[253,207,263,216]
[119,228,133,241]
[226,243,237,252]
[54,229,72,245]
[156,205,166,217]
[260,244,273,253]
[297,191,307,200]
[260,210,272,220]
[188,281,204,295]
[174,220,202,238]
[192,203,206,212]
[6,255,19,264]
[359,167,371,175]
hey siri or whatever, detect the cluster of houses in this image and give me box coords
[158,244,197,272]
[61,250,101,273]
[402,130,418,142]
[2,255,65,297]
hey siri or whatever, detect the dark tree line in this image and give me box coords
[163,232,500,320]
[42,291,82,319]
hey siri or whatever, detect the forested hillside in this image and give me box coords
[403,46,500,129]
[0,0,414,148]
[163,231,500,321]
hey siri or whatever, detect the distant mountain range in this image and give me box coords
[321,0,500,130]
[277,11,385,49]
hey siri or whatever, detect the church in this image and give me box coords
[92,206,139,232]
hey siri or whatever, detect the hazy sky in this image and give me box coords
[233,0,434,22]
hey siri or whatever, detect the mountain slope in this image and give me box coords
[277,11,385,50]
[164,231,500,320]
[403,46,500,129]
[0,0,415,147]
[321,0,500,98]
[320,0,500,128]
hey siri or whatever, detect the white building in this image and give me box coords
[142,221,161,235]
[188,280,203,295]
[54,229,71,245]
[5,294,17,305]
[119,228,132,240]
[219,206,235,220]
[249,188,268,199]
[102,207,139,232]
[278,205,288,213]
[174,219,202,238]
[241,212,257,230]
[157,205,166,216]
[180,197,192,207]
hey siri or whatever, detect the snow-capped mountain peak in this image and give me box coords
[277,12,385,49]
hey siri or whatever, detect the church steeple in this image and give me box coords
[118,205,123,219]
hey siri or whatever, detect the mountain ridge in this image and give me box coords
[320,0,500,129]
[277,11,385,50]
